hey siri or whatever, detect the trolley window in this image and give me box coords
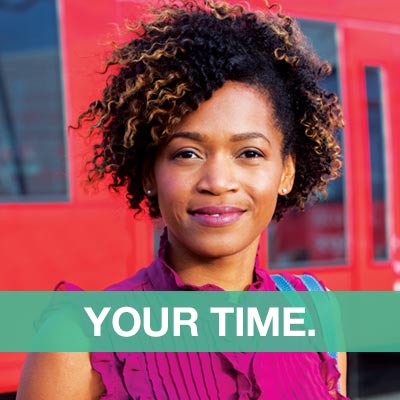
[0,0,68,202]
[365,66,389,261]
[268,20,346,269]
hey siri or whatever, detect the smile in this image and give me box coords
[189,206,245,227]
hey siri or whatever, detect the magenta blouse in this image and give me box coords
[60,231,349,399]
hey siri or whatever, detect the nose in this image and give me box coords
[196,155,239,195]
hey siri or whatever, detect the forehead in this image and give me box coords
[171,81,282,143]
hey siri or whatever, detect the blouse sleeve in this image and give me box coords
[90,352,133,400]
[319,352,349,399]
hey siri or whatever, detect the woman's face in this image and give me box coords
[148,81,295,261]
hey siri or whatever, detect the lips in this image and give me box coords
[189,206,245,227]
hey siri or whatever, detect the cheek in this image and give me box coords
[257,185,279,210]
[154,168,189,219]
[246,167,282,194]
[245,171,281,212]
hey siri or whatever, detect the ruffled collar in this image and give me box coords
[147,227,277,291]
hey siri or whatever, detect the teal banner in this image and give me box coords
[0,291,400,352]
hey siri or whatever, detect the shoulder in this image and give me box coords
[17,305,105,399]
[56,264,155,292]
[105,265,153,291]
[17,352,104,400]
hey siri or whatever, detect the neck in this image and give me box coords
[165,238,260,291]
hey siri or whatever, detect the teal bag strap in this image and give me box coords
[295,274,324,292]
[270,274,296,291]
[271,274,338,362]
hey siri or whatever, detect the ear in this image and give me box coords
[278,153,295,196]
[142,159,157,197]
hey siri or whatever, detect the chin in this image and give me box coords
[186,238,257,260]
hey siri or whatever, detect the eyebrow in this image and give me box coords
[168,131,271,145]
[229,132,271,145]
[167,132,203,143]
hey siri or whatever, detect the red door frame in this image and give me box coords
[340,26,400,290]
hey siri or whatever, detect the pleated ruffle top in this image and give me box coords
[60,231,349,400]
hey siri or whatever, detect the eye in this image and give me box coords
[239,149,265,159]
[173,150,199,159]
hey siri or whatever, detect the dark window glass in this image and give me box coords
[365,67,388,260]
[0,0,67,201]
[268,21,346,269]
[153,222,164,257]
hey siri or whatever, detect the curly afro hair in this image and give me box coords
[76,0,343,221]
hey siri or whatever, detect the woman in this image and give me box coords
[17,0,348,398]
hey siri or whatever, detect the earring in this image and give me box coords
[281,188,287,195]
[146,189,152,196]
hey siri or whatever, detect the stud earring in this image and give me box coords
[146,189,152,196]
[281,188,287,195]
